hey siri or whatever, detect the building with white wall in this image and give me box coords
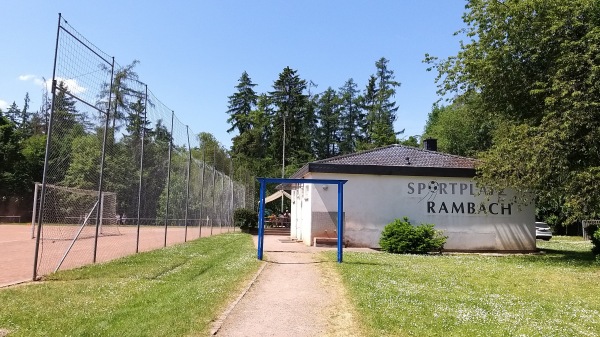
[288,143,536,252]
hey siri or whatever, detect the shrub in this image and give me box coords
[233,208,258,229]
[379,217,447,254]
[585,224,600,257]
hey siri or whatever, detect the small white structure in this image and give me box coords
[288,144,536,252]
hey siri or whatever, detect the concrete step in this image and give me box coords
[313,237,338,247]
[264,228,291,236]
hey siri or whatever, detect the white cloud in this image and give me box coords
[33,78,45,87]
[54,77,86,95]
[0,99,8,110]
[18,74,47,90]
[18,74,36,81]
[18,75,86,95]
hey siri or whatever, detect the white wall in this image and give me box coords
[299,172,535,251]
[290,189,300,239]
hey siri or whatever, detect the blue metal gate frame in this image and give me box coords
[257,178,348,262]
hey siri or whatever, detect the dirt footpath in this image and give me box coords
[213,236,363,337]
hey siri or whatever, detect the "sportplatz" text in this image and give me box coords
[407,181,512,215]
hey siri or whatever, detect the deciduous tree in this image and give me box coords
[426,0,600,221]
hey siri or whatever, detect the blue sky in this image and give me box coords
[1,1,466,148]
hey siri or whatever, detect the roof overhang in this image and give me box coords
[297,163,476,178]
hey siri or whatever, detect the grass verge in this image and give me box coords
[0,233,261,336]
[329,237,600,337]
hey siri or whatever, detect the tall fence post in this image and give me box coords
[199,146,206,238]
[184,126,191,242]
[92,56,115,264]
[211,148,217,234]
[135,84,148,253]
[230,160,234,232]
[220,167,225,231]
[31,182,39,239]
[33,14,63,280]
[164,111,174,247]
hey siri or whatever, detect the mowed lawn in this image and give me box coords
[0,233,261,337]
[329,237,600,337]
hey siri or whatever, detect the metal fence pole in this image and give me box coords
[245,171,249,210]
[31,182,39,239]
[184,126,191,242]
[92,56,115,264]
[230,160,234,232]
[220,167,225,231]
[33,13,62,280]
[199,146,206,238]
[164,111,174,247]
[135,84,148,253]
[211,148,217,234]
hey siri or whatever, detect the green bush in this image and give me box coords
[233,208,258,229]
[379,217,447,254]
[585,224,600,258]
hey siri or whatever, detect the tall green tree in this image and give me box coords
[0,100,44,217]
[427,0,600,221]
[47,81,87,184]
[361,57,401,148]
[358,75,378,148]
[18,93,31,134]
[423,93,493,157]
[0,110,22,197]
[269,67,314,172]
[313,87,341,159]
[5,102,20,126]
[338,78,363,155]
[98,60,143,131]
[226,71,258,134]
[230,94,273,178]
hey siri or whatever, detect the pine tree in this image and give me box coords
[19,93,31,132]
[5,102,20,125]
[49,81,86,184]
[314,87,341,159]
[98,60,143,131]
[338,78,363,154]
[269,67,313,172]
[231,94,272,177]
[361,57,402,148]
[358,75,378,149]
[226,71,258,134]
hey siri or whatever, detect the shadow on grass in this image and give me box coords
[537,248,597,266]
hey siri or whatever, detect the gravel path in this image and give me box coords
[213,235,362,337]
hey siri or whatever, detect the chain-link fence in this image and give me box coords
[32,14,255,280]
[582,220,600,240]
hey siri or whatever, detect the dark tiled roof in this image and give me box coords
[291,145,477,179]
[315,144,476,168]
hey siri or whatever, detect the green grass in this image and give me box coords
[0,233,261,336]
[329,237,600,337]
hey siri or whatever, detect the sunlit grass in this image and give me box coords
[0,233,261,336]
[328,237,600,337]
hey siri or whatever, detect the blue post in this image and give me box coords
[337,183,344,263]
[257,179,266,260]
[254,177,346,262]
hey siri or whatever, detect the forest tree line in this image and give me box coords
[225,57,414,182]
